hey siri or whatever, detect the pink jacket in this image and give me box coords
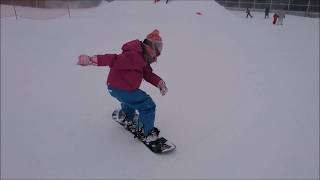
[96,40,162,91]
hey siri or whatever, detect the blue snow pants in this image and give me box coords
[108,87,156,135]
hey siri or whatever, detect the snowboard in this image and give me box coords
[112,109,176,154]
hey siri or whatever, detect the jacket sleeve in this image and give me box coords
[143,65,162,87]
[96,54,117,67]
[97,52,145,70]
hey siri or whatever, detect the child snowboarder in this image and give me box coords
[77,29,168,143]
[246,7,253,18]
[273,12,279,24]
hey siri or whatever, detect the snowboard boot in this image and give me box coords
[142,127,171,153]
[112,109,138,131]
[133,127,159,140]
[145,127,160,143]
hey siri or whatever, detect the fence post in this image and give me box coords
[68,1,71,18]
[305,0,311,16]
[13,5,17,19]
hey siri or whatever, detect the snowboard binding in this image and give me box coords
[112,109,176,154]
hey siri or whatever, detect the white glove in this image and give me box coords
[77,55,97,66]
[157,80,168,96]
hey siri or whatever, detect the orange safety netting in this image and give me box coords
[1,4,69,20]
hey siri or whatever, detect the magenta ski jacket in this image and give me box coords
[96,40,162,91]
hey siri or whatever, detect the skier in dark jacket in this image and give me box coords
[265,6,270,18]
[246,8,253,18]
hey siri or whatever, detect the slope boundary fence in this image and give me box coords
[1,0,319,20]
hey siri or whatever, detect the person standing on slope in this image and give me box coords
[273,12,279,24]
[77,29,168,142]
[277,9,286,25]
[246,7,253,18]
[265,6,270,18]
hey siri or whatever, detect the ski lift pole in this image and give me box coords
[67,1,71,18]
[306,0,311,12]
[12,3,17,19]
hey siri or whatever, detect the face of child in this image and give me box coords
[144,42,162,64]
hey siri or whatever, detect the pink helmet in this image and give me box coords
[145,29,163,57]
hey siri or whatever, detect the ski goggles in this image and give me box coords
[146,39,162,57]
[145,45,158,63]
[153,41,163,57]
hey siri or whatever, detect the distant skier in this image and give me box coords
[77,29,168,142]
[154,0,169,4]
[265,6,270,18]
[246,7,253,18]
[272,12,279,24]
[277,9,286,25]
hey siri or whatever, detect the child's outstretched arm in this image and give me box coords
[77,54,117,67]
[77,55,98,66]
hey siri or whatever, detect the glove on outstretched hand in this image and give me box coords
[158,80,168,96]
[77,55,97,66]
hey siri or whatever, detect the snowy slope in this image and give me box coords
[1,1,319,179]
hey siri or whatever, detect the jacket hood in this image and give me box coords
[121,39,143,53]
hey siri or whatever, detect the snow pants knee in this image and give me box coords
[108,87,156,135]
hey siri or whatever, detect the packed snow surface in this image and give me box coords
[1,1,319,179]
